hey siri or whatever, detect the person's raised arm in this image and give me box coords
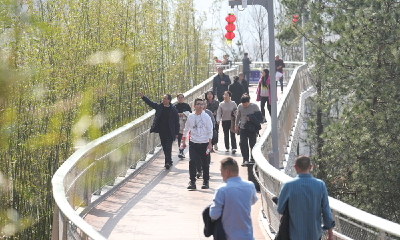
[138,91,158,109]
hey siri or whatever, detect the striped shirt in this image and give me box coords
[277,174,335,240]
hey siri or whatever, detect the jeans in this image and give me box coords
[159,131,173,165]
[189,142,209,182]
[279,75,284,92]
[177,133,183,148]
[260,96,271,118]
[222,120,237,150]
[239,129,257,162]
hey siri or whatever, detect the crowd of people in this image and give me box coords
[138,53,335,240]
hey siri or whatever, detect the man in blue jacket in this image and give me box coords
[213,67,231,102]
[139,92,180,169]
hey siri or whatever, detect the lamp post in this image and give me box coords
[228,0,279,169]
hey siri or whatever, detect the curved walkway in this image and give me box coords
[84,85,286,240]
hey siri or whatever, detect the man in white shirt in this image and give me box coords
[181,98,213,190]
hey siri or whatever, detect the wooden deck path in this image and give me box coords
[84,85,285,239]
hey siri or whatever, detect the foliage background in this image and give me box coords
[0,0,210,238]
[277,0,400,224]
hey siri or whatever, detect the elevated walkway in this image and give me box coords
[82,84,283,239]
[52,63,400,240]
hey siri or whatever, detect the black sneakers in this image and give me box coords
[201,181,209,189]
[165,162,172,170]
[241,160,249,167]
[187,181,196,190]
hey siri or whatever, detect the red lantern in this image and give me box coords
[225,13,236,44]
[225,32,235,40]
[293,15,298,24]
[225,23,236,32]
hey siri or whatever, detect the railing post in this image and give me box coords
[332,210,341,236]
[378,230,386,240]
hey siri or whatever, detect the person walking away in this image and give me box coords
[277,155,335,240]
[235,94,261,166]
[256,69,278,123]
[205,91,220,151]
[242,53,252,83]
[238,72,249,94]
[213,67,231,102]
[216,91,237,153]
[175,93,192,159]
[181,98,213,190]
[210,157,258,240]
[138,92,179,169]
[229,76,245,105]
[275,54,286,93]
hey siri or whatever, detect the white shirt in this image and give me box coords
[183,111,213,143]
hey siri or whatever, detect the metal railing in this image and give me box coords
[252,63,400,240]
[51,68,238,240]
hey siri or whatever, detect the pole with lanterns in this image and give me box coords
[227,0,280,169]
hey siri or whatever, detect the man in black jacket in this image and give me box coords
[139,92,180,169]
[242,53,252,82]
[213,67,232,102]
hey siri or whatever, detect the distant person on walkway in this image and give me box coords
[139,92,179,170]
[205,91,220,151]
[235,94,261,166]
[182,98,213,190]
[216,91,237,153]
[277,155,335,240]
[175,93,192,159]
[256,69,278,122]
[214,56,221,64]
[275,54,285,93]
[222,54,232,69]
[238,72,249,94]
[199,101,216,177]
[229,76,245,105]
[210,157,258,240]
[213,67,231,102]
[242,53,252,82]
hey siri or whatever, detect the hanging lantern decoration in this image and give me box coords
[293,15,298,24]
[225,13,236,44]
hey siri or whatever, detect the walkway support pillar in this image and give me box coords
[229,0,279,168]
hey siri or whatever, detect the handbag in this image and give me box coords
[272,197,290,240]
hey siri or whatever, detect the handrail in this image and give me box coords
[252,63,400,239]
[51,68,238,239]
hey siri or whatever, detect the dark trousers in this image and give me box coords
[189,142,209,182]
[260,96,271,118]
[214,122,219,144]
[279,75,284,92]
[222,120,237,150]
[177,133,183,148]
[243,71,250,82]
[239,129,257,162]
[159,131,173,165]
[217,96,224,102]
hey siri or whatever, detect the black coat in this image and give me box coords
[228,81,245,105]
[141,95,180,141]
[244,111,263,133]
[213,74,231,100]
[242,57,252,72]
[202,205,226,240]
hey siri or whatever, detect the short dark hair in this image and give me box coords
[205,91,215,100]
[244,53,248,57]
[224,91,232,97]
[177,93,184,98]
[233,76,239,82]
[194,98,203,105]
[165,94,172,102]
[295,155,311,171]
[241,94,250,103]
[221,157,239,174]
